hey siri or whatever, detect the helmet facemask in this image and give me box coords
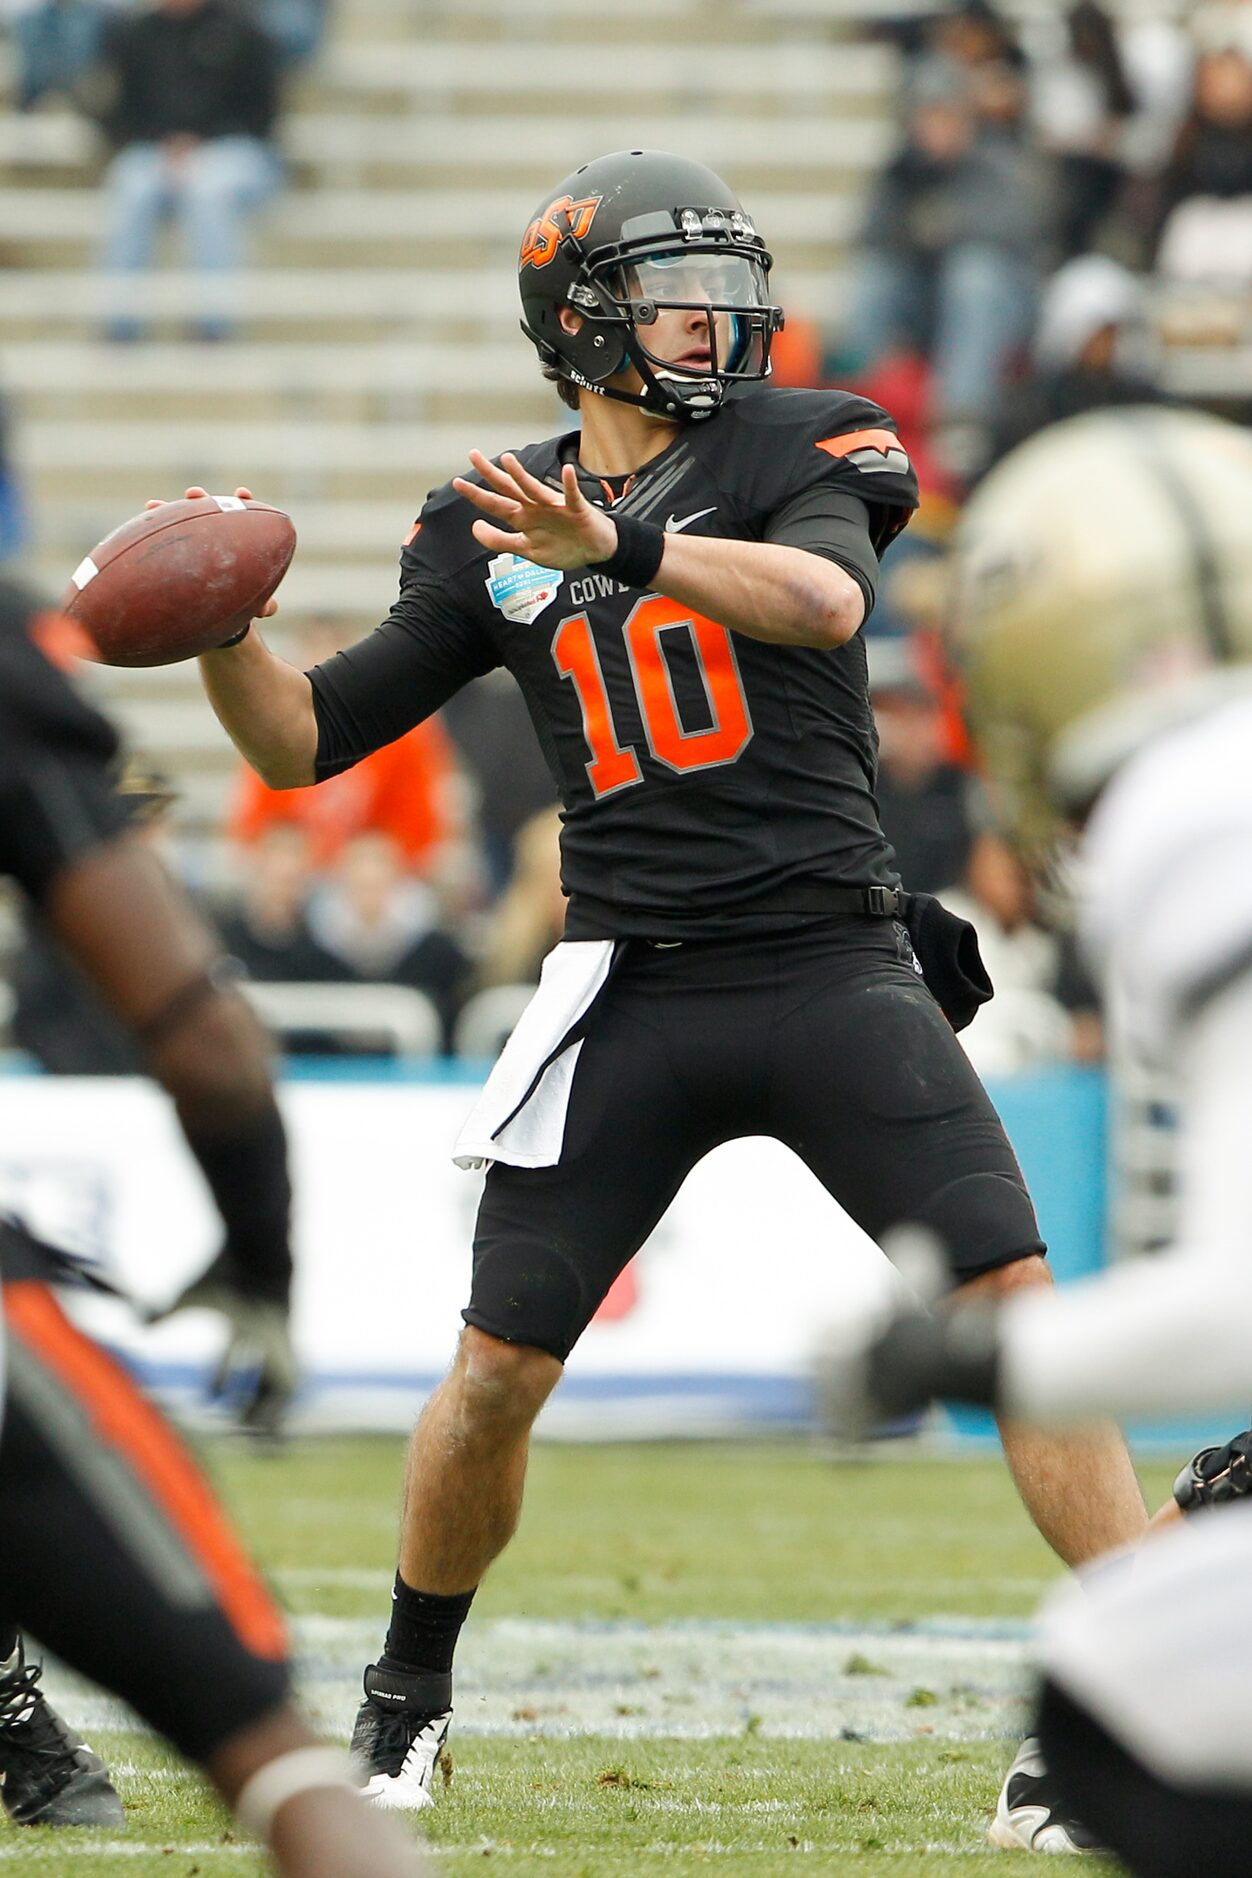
[523,197,784,423]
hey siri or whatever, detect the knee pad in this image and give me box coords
[906,1171,1043,1283]
[465,1242,586,1362]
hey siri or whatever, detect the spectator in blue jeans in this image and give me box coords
[91,0,282,341]
[4,0,120,110]
[840,82,1046,478]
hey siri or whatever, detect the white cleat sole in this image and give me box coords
[360,1773,436,1812]
[988,1812,1090,1854]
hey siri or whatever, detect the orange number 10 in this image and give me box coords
[552,597,753,800]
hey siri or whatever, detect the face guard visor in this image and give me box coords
[616,249,773,380]
[557,206,784,420]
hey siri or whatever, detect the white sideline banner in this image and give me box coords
[0,1077,902,1437]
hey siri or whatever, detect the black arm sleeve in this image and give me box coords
[308,581,498,780]
[763,486,879,618]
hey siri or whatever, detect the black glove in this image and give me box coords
[1173,1429,1252,1515]
[820,1300,1003,1438]
[147,1245,297,1438]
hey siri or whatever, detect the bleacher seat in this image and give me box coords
[240,980,442,1058]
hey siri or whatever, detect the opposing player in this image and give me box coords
[0,577,426,1874]
[838,405,1252,1872]
[182,150,1146,1839]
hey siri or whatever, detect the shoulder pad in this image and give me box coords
[724,384,919,548]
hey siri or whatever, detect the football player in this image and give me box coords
[0,578,426,1875]
[838,404,1252,1872]
[179,150,1147,1839]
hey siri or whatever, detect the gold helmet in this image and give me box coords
[953,405,1252,863]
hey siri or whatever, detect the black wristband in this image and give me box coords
[184,1099,293,1302]
[218,622,251,648]
[587,513,665,590]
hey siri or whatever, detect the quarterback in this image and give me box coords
[187,151,1147,1845]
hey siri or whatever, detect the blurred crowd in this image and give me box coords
[3,0,1250,1074]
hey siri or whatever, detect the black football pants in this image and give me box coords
[466,919,1044,1361]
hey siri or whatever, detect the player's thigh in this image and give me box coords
[467,992,718,1361]
[771,967,1042,1282]
[0,1282,289,1766]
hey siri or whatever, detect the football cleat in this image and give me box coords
[350,1662,451,1811]
[989,1736,1103,1855]
[0,1647,125,1828]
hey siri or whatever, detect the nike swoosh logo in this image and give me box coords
[664,507,716,534]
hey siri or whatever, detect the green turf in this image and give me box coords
[0,1438,1176,1874]
[211,1436,1174,1624]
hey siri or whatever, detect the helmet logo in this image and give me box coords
[520,194,602,270]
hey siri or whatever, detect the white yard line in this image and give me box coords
[47,1615,1036,1747]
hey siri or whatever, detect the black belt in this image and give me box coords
[769,883,905,918]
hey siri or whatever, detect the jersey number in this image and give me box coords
[552,597,753,799]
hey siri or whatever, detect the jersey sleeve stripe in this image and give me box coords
[815,428,907,463]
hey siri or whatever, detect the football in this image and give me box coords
[63,495,297,667]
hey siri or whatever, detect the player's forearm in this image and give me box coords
[651,532,865,648]
[199,631,319,789]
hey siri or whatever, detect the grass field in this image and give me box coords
[0,1438,1176,1875]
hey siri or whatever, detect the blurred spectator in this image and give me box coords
[477,806,564,989]
[942,831,1075,1074]
[247,0,325,65]
[981,255,1164,474]
[440,668,561,897]
[868,636,976,897]
[910,2,1028,107]
[230,617,466,887]
[86,0,283,342]
[1030,3,1137,257]
[307,832,471,1050]
[0,394,29,564]
[1117,14,1195,182]
[215,822,341,982]
[1152,45,1252,287]
[841,80,1045,474]
[2,0,123,110]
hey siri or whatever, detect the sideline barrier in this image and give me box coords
[0,1062,1131,1438]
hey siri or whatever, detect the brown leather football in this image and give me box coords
[63,496,296,667]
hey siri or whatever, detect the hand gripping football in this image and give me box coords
[63,495,296,667]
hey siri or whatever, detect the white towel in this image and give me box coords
[452,939,618,1171]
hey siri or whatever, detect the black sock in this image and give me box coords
[382,1575,476,1678]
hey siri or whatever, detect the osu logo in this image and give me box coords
[519,194,602,270]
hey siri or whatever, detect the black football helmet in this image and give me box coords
[518,149,784,422]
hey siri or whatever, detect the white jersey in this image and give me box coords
[1080,693,1252,1061]
[1041,1504,1252,1789]
[997,694,1252,1424]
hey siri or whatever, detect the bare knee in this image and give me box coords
[447,1326,562,1436]
[953,1253,1053,1306]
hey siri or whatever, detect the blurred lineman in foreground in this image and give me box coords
[839,405,1252,1875]
[0,578,425,1875]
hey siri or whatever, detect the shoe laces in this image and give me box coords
[0,1663,67,1758]
[369,1705,434,1779]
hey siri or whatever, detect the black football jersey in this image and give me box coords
[0,579,127,903]
[310,383,919,939]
